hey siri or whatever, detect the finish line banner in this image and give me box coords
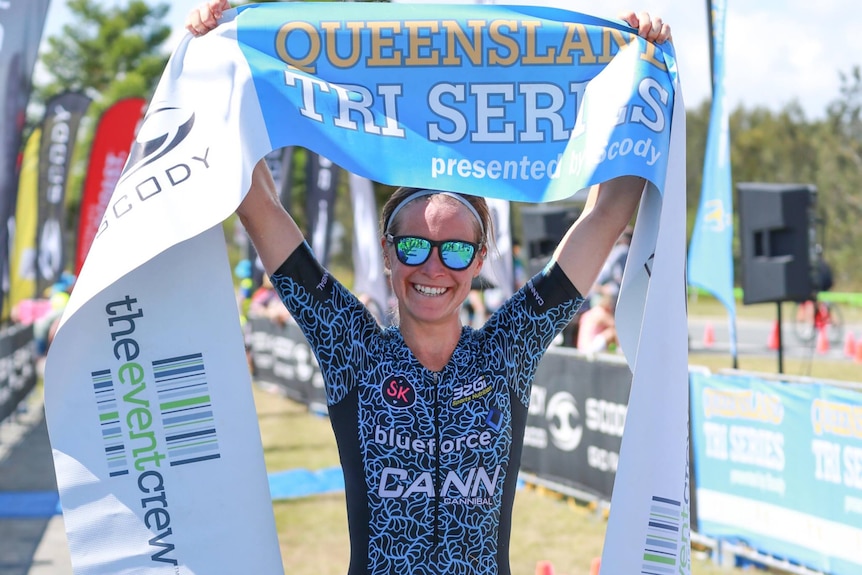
[44,4,687,574]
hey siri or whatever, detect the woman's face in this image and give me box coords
[384,195,483,328]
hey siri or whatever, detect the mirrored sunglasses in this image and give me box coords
[386,234,479,271]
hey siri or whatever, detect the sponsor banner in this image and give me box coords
[36,92,91,293]
[0,0,51,314]
[523,350,631,499]
[480,198,514,301]
[75,97,145,275]
[49,228,282,573]
[0,323,37,423]
[8,129,41,312]
[305,152,340,267]
[602,72,689,573]
[248,315,324,409]
[691,372,862,575]
[349,173,390,323]
[45,4,685,572]
[687,0,737,358]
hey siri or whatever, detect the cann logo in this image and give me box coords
[381,375,415,408]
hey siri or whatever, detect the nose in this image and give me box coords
[420,247,447,274]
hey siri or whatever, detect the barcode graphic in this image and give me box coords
[153,353,221,467]
[641,495,681,574]
[92,369,129,477]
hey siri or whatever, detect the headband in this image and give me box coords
[385,189,485,238]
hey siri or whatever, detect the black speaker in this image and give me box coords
[737,183,818,304]
[520,205,580,277]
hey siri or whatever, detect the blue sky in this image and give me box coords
[42,0,858,120]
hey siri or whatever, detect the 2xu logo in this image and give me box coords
[381,375,415,408]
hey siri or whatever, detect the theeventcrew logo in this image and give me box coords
[95,106,211,240]
[91,294,222,567]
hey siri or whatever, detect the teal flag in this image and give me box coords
[687,0,738,359]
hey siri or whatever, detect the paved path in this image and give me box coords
[0,396,72,575]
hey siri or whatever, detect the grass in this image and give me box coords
[253,386,753,575]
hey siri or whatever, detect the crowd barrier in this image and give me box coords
[247,316,862,574]
[0,323,38,423]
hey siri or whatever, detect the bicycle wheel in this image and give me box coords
[825,302,845,345]
[792,302,817,343]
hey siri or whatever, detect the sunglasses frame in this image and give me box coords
[385,234,481,271]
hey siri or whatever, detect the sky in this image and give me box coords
[41,0,859,120]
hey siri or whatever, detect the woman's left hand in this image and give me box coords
[619,11,672,43]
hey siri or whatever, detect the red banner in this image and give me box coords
[75,97,145,274]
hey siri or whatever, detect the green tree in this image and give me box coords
[36,0,171,111]
[813,66,862,288]
[34,0,172,265]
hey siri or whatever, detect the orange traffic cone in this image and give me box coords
[816,327,830,355]
[589,557,601,575]
[767,321,780,351]
[702,322,715,348]
[535,560,555,575]
[843,331,857,359]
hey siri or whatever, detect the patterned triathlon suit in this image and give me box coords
[270,243,583,575]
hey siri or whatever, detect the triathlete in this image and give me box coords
[187,3,671,574]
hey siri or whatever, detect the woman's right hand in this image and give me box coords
[185,0,232,36]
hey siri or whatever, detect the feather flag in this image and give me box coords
[687,0,738,362]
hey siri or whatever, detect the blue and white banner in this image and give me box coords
[687,0,738,358]
[691,372,862,574]
[44,4,686,573]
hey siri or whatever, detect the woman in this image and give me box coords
[189,4,670,574]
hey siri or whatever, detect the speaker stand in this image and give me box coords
[775,302,784,374]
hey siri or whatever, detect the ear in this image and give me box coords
[381,236,391,272]
[473,245,487,277]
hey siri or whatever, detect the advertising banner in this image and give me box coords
[691,372,862,574]
[0,0,51,312]
[75,97,145,275]
[0,323,37,423]
[305,152,340,267]
[8,129,41,312]
[45,4,686,573]
[36,92,92,293]
[687,0,737,358]
[523,349,631,500]
[248,315,324,409]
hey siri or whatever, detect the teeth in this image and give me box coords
[414,284,447,296]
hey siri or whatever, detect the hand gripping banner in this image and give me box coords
[44,4,687,573]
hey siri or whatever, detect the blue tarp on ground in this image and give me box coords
[0,467,346,518]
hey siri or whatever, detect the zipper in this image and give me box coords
[432,371,441,549]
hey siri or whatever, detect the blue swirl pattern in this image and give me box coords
[270,243,582,575]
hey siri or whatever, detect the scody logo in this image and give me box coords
[96,107,211,239]
[122,106,195,180]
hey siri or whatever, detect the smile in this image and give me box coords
[413,284,447,296]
